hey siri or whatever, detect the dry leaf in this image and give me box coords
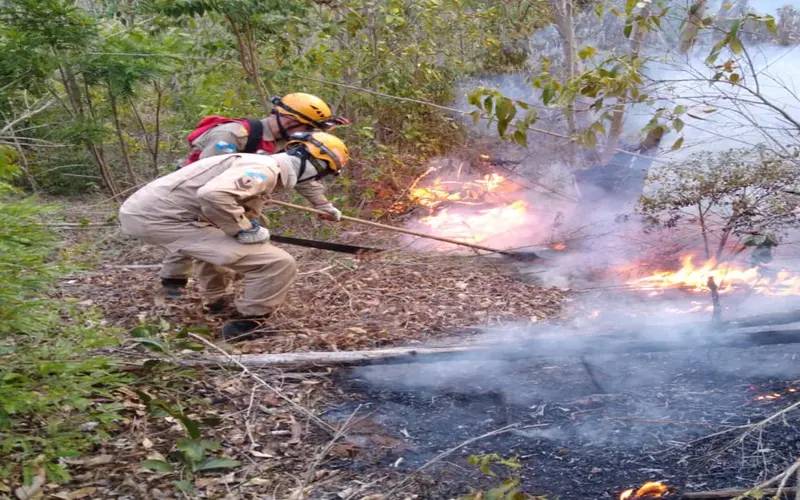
[289,416,302,445]
[66,487,96,499]
[14,469,44,500]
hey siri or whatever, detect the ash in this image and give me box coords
[329,341,800,498]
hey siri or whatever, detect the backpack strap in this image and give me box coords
[244,119,264,153]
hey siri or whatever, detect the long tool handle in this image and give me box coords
[268,199,514,256]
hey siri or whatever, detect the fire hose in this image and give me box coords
[266,199,540,261]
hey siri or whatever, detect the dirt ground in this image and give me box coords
[48,201,565,499]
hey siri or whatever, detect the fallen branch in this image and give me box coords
[680,486,797,498]
[195,326,800,369]
[201,345,479,368]
[187,333,335,435]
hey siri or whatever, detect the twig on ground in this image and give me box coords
[680,486,797,498]
[188,333,335,435]
[385,422,520,498]
[775,457,800,499]
[298,404,363,494]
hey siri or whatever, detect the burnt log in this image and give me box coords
[193,324,800,369]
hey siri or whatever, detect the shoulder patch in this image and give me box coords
[244,170,268,182]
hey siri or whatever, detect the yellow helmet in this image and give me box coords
[287,131,349,175]
[271,93,350,130]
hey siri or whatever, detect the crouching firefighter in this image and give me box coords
[160,92,350,298]
[119,132,349,340]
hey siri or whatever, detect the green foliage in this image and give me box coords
[137,384,240,494]
[640,148,800,259]
[461,453,547,500]
[0,162,129,485]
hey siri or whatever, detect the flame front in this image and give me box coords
[404,171,533,246]
[628,254,800,296]
[409,173,517,210]
[620,481,669,499]
[419,200,529,244]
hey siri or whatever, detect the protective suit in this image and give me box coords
[120,153,304,316]
[160,123,334,285]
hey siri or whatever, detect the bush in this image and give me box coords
[0,164,127,486]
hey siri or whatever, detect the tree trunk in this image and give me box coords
[227,16,272,113]
[56,61,120,198]
[83,78,120,199]
[152,81,163,176]
[697,202,711,260]
[107,86,136,185]
[679,0,708,53]
[600,6,650,163]
[551,0,580,159]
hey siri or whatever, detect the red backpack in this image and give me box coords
[183,116,276,166]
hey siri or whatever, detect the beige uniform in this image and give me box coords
[161,121,330,280]
[121,154,298,316]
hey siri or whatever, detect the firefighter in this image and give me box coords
[120,132,349,340]
[161,93,349,298]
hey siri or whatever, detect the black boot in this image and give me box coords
[221,317,269,342]
[161,277,188,298]
[203,297,231,315]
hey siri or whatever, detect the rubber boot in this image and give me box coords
[221,316,270,342]
[203,297,232,315]
[161,277,188,299]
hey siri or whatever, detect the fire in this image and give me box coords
[402,168,534,246]
[628,254,800,296]
[418,200,529,244]
[754,386,799,402]
[408,173,518,210]
[620,481,669,499]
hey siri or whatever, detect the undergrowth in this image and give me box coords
[0,163,129,486]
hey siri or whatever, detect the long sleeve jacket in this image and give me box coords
[121,154,297,236]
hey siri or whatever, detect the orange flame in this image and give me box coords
[620,481,669,499]
[628,255,800,296]
[405,171,533,246]
[418,200,529,244]
[408,173,517,210]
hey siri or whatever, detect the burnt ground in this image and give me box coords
[37,198,800,499]
[326,342,800,499]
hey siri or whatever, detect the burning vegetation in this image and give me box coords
[619,481,670,499]
[625,254,800,297]
[393,164,536,246]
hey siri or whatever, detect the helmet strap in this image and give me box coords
[286,146,319,184]
[275,113,289,140]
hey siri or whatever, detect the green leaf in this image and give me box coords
[132,338,166,353]
[174,480,193,494]
[729,37,743,55]
[141,459,174,473]
[671,136,684,150]
[765,16,777,34]
[578,46,597,60]
[195,457,241,472]
[541,85,555,105]
[673,104,687,115]
[177,438,218,463]
[673,117,684,132]
[729,72,740,84]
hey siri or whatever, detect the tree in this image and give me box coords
[639,148,800,260]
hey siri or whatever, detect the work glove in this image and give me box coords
[316,203,342,222]
[236,220,270,244]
